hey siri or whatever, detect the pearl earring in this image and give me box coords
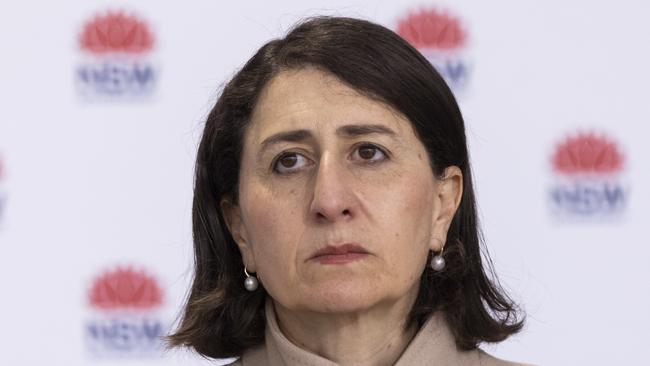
[430,239,446,272]
[244,266,259,291]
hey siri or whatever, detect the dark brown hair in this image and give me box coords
[168,16,524,359]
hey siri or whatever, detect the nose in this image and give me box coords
[309,155,355,223]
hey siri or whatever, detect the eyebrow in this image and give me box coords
[259,124,397,152]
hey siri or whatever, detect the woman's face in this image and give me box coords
[223,68,462,314]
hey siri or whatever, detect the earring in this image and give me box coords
[244,266,259,291]
[430,239,446,272]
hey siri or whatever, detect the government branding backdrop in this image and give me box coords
[548,131,628,219]
[84,265,168,357]
[395,7,471,93]
[0,154,6,228]
[75,10,158,100]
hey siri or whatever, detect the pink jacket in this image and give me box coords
[227,300,531,366]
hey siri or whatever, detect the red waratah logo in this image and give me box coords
[89,267,163,310]
[396,8,466,51]
[552,132,624,175]
[79,11,154,54]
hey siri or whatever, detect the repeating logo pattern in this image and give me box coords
[549,131,627,218]
[85,266,167,357]
[75,10,157,99]
[395,8,471,92]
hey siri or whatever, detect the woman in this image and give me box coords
[168,16,528,365]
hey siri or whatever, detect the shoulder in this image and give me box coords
[478,349,535,366]
[223,345,267,366]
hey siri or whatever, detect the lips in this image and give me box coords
[309,243,370,264]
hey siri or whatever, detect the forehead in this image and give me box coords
[246,67,412,142]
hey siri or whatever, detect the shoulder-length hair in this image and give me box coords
[167,16,524,359]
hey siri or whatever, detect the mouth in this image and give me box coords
[309,243,370,265]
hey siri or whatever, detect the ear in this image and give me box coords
[430,166,463,252]
[220,198,257,272]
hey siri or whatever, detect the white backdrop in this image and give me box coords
[1,1,649,365]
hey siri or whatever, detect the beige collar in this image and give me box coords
[240,299,488,366]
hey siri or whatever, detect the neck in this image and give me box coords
[272,290,419,366]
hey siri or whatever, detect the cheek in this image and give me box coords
[370,170,435,275]
[239,183,304,288]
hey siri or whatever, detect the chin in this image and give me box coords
[303,280,382,314]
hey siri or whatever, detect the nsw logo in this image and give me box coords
[84,266,167,357]
[549,131,627,218]
[395,8,471,92]
[75,10,157,99]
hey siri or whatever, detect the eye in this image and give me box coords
[352,144,388,163]
[273,152,311,174]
